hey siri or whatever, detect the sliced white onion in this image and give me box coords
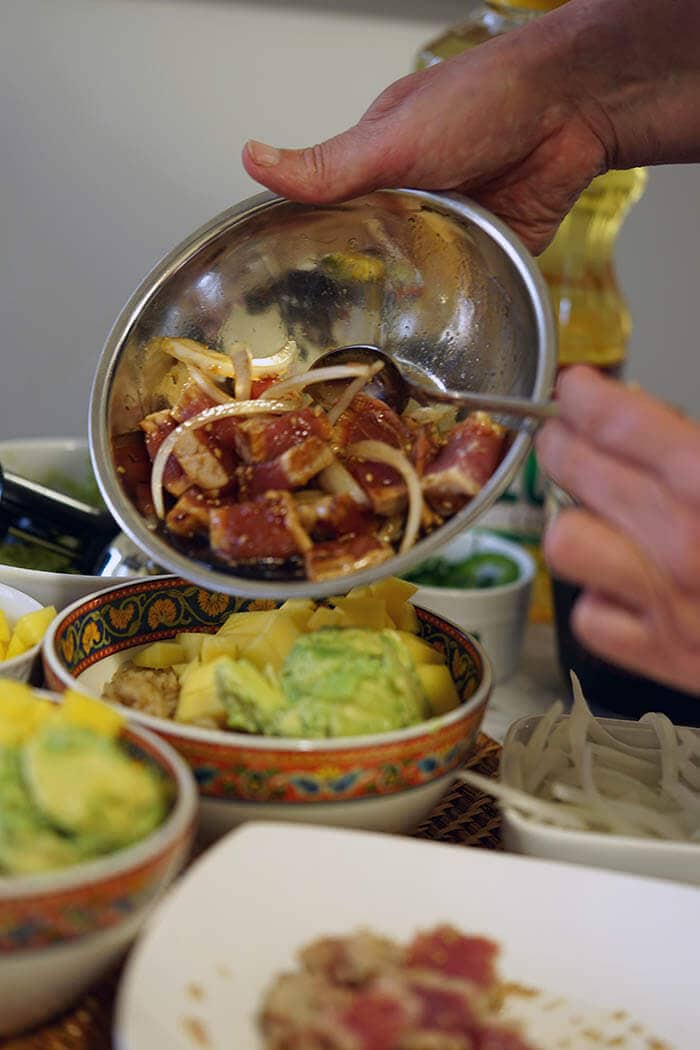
[348,439,423,555]
[150,399,290,519]
[229,342,252,402]
[317,458,369,507]
[186,365,232,404]
[250,339,299,377]
[327,361,385,427]
[264,364,372,401]
[156,336,234,378]
[486,670,700,842]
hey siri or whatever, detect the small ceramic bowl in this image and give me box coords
[0,689,197,1037]
[42,576,492,842]
[0,580,47,682]
[500,713,700,886]
[0,438,139,610]
[408,530,535,683]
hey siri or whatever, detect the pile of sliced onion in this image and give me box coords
[348,439,423,555]
[459,673,700,842]
[150,400,290,520]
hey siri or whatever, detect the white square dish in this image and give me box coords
[115,822,700,1049]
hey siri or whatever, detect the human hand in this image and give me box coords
[242,16,608,255]
[242,0,700,256]
[536,366,700,696]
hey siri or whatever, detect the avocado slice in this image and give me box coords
[216,658,288,734]
[22,724,167,854]
[0,746,84,874]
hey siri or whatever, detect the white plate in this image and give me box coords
[115,823,699,1050]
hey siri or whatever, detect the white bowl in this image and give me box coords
[0,438,136,610]
[0,688,198,1036]
[410,530,535,682]
[0,580,45,681]
[501,714,700,886]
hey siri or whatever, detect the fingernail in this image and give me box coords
[246,139,281,167]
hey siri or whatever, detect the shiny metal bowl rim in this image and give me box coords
[89,188,556,600]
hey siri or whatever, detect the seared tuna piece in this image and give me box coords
[210,492,311,562]
[238,437,334,500]
[236,407,332,464]
[305,534,394,582]
[422,413,506,516]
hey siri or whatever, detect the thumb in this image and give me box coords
[242,123,398,203]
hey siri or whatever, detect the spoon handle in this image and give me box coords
[423,388,559,421]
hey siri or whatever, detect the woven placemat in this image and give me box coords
[5,733,502,1050]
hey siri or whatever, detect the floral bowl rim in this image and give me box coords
[42,575,493,755]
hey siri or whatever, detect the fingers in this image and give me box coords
[570,591,700,696]
[543,507,661,609]
[545,510,700,695]
[536,418,700,587]
[552,366,700,505]
[242,123,395,204]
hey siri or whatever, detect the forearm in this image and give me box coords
[542,0,700,168]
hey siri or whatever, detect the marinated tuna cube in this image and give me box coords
[139,410,189,497]
[165,488,215,539]
[294,493,374,541]
[239,436,334,499]
[172,380,240,447]
[334,393,411,452]
[174,429,238,493]
[406,926,498,987]
[422,413,506,516]
[305,534,394,582]
[210,492,312,562]
[346,459,407,517]
[236,408,332,464]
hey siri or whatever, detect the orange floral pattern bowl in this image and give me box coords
[42,577,493,840]
[0,694,198,1036]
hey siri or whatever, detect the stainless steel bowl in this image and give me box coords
[89,189,556,598]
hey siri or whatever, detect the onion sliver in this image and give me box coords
[317,458,369,507]
[229,342,252,401]
[156,336,234,378]
[264,364,372,400]
[186,365,232,404]
[348,439,423,555]
[250,339,299,377]
[327,361,385,427]
[150,399,290,519]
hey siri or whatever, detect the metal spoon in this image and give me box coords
[313,344,558,420]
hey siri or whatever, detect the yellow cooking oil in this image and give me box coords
[415,0,647,621]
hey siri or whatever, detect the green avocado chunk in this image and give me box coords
[217,658,288,734]
[0,746,85,875]
[22,724,167,854]
[275,627,429,738]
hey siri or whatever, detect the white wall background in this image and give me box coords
[2,0,698,440]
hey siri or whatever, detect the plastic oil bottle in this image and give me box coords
[416,0,647,623]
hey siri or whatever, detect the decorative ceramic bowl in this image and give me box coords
[42,576,492,841]
[0,580,46,682]
[500,714,700,887]
[0,690,198,1037]
[409,530,535,683]
[0,438,138,610]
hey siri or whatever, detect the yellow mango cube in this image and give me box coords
[5,633,28,660]
[277,599,316,631]
[329,597,391,630]
[416,664,460,716]
[306,606,346,632]
[201,634,240,663]
[0,641,6,663]
[176,658,228,727]
[393,602,419,633]
[60,689,124,737]
[369,578,418,630]
[176,632,207,661]
[0,684,55,744]
[241,616,300,672]
[393,631,445,666]
[0,610,10,645]
[11,606,56,648]
[132,641,187,669]
[218,610,276,639]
